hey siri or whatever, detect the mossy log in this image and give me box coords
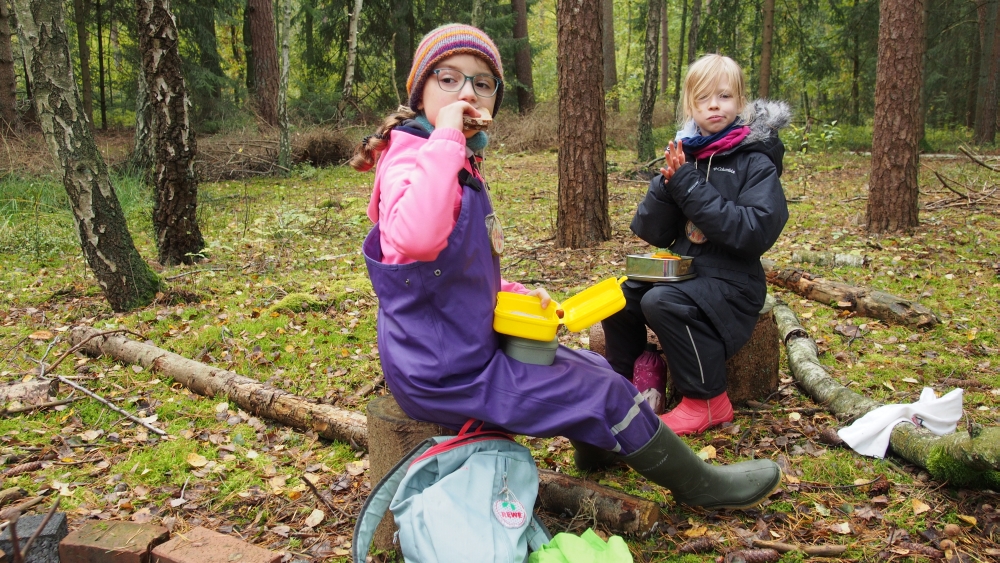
[588,305,780,406]
[765,265,939,330]
[536,469,661,535]
[69,326,369,447]
[772,296,1000,487]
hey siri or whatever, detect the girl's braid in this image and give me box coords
[349,106,417,172]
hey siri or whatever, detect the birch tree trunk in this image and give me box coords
[277,0,289,169]
[125,64,155,176]
[637,0,660,161]
[660,0,669,95]
[341,0,362,102]
[72,0,93,123]
[471,0,484,28]
[137,0,205,266]
[12,0,161,312]
[0,0,20,133]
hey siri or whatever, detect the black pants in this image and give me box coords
[602,282,728,400]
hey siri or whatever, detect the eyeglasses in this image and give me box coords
[432,69,501,98]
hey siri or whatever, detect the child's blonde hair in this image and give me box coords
[678,54,755,128]
[349,106,416,172]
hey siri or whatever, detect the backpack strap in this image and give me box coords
[352,437,436,562]
[526,515,553,552]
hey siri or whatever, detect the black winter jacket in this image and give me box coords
[629,100,791,356]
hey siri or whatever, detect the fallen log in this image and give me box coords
[71,328,658,531]
[537,469,661,535]
[772,296,1000,487]
[764,264,939,330]
[69,327,369,448]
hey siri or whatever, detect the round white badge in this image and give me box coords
[492,499,527,528]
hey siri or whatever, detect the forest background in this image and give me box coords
[1,0,1000,562]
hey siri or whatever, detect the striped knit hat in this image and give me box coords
[407,24,505,116]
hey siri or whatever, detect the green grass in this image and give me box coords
[2,143,999,561]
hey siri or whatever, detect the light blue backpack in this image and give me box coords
[353,420,552,562]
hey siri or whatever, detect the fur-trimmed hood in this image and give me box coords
[676,99,793,176]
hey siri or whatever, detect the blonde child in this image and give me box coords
[603,54,791,435]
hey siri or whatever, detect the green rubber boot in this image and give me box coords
[570,440,620,472]
[622,422,781,509]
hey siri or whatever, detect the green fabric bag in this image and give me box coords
[527,528,633,563]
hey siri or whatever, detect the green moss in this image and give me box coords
[267,292,327,313]
[926,447,1000,489]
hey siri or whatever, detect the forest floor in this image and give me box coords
[1,129,999,562]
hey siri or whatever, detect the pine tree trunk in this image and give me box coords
[973,0,999,144]
[277,0,289,169]
[758,0,774,99]
[511,0,535,114]
[12,0,160,312]
[194,1,225,122]
[72,0,94,124]
[246,0,277,125]
[557,0,611,248]
[660,0,669,95]
[867,0,924,233]
[687,0,700,64]
[242,2,254,94]
[341,0,362,102]
[137,0,205,265]
[602,0,618,111]
[0,0,20,133]
[637,0,661,161]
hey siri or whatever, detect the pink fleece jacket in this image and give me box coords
[366,126,528,294]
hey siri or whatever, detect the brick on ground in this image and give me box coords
[0,512,68,563]
[151,527,281,563]
[60,521,170,563]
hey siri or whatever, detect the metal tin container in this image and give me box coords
[502,335,558,365]
[626,253,696,282]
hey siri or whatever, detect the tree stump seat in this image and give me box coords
[588,301,780,405]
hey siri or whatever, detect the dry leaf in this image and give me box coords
[830,522,851,534]
[246,449,259,459]
[271,525,290,537]
[912,498,931,515]
[697,445,717,460]
[28,330,54,340]
[79,429,103,442]
[683,526,707,538]
[901,377,919,384]
[169,497,187,507]
[186,452,209,468]
[345,461,366,476]
[269,475,287,492]
[956,514,977,526]
[788,412,802,422]
[215,402,230,413]
[304,509,324,528]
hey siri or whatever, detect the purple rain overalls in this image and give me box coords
[363,167,660,455]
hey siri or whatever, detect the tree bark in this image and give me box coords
[557,0,611,248]
[511,0,535,114]
[758,0,775,99]
[602,0,618,111]
[246,0,278,125]
[0,0,20,133]
[96,0,106,129]
[973,0,999,144]
[867,0,924,233]
[471,0,484,28]
[69,327,369,446]
[125,63,155,176]
[765,265,939,330]
[686,0,700,64]
[673,0,687,106]
[137,0,205,266]
[537,469,661,534]
[13,0,160,312]
[341,0,362,102]
[391,0,411,105]
[72,0,93,124]
[637,0,661,161]
[660,0,669,95]
[773,298,1000,487]
[277,0,289,169]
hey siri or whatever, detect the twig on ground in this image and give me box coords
[52,376,166,436]
[18,498,60,561]
[351,375,384,399]
[959,145,1000,172]
[1,395,79,416]
[302,473,348,521]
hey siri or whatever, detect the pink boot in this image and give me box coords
[659,392,734,435]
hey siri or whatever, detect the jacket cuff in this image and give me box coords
[665,163,702,203]
[429,127,468,145]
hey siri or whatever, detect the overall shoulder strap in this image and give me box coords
[352,438,436,562]
[526,515,553,552]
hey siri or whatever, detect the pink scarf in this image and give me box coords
[692,126,750,159]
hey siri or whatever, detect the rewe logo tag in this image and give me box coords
[493,499,527,528]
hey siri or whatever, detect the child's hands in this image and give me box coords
[658,140,688,183]
[436,101,485,133]
[527,287,560,316]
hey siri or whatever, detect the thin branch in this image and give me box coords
[302,473,348,521]
[165,267,227,281]
[18,498,60,561]
[1,396,79,416]
[53,377,166,436]
[959,145,1000,172]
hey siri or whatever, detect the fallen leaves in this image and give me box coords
[186,452,209,468]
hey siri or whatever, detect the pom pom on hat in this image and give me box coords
[406,24,505,116]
